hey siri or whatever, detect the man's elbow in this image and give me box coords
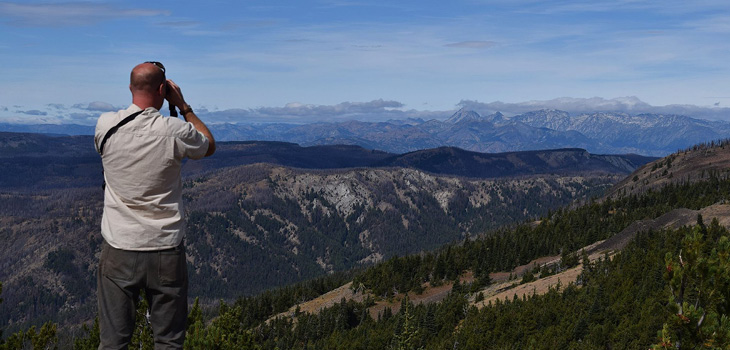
[205,141,216,157]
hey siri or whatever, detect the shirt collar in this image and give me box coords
[128,104,160,115]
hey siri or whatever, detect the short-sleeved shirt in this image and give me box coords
[94,104,209,251]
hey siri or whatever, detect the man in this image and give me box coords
[94,61,215,349]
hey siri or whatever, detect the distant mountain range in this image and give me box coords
[3,108,729,156]
[183,140,655,179]
[0,132,653,191]
[373,147,652,178]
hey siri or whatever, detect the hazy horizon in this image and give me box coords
[2,96,729,126]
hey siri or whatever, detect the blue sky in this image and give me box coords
[1,0,730,124]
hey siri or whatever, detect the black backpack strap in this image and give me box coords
[98,110,145,155]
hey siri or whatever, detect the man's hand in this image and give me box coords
[165,79,186,110]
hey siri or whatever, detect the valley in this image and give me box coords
[3,131,730,349]
[0,132,639,336]
[170,140,730,349]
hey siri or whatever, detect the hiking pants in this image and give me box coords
[97,240,188,349]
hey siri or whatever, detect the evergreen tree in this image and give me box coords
[131,290,154,349]
[652,222,730,349]
[73,317,100,350]
[0,282,59,350]
[391,296,423,350]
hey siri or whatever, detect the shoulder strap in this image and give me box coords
[98,110,144,155]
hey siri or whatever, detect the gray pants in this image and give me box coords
[97,241,188,349]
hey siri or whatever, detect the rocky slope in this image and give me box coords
[0,164,618,330]
[605,140,730,199]
[181,164,619,299]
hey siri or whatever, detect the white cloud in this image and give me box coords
[457,97,730,120]
[257,99,405,116]
[193,98,465,124]
[84,101,117,112]
[201,99,410,123]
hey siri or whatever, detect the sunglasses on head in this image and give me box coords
[145,61,166,74]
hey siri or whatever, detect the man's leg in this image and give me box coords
[146,243,188,349]
[98,241,141,350]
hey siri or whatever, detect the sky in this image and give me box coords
[1,0,730,125]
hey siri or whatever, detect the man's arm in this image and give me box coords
[165,79,216,157]
[181,106,215,157]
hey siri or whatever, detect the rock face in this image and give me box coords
[181,163,620,300]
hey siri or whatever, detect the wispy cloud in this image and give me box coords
[16,109,47,116]
[2,1,730,117]
[192,98,454,124]
[683,14,730,33]
[0,2,168,27]
[46,103,65,110]
[203,99,411,123]
[444,41,497,49]
[221,19,281,31]
[262,99,403,115]
[156,20,201,29]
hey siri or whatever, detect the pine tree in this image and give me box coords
[130,290,154,349]
[391,296,423,350]
[73,317,100,350]
[652,223,730,349]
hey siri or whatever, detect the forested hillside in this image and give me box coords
[607,139,730,199]
[60,141,730,349]
[173,164,616,300]
[0,133,621,337]
[5,141,722,348]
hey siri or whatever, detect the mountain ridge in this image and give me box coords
[605,139,730,199]
[0,133,630,330]
[3,107,729,156]
[0,132,652,191]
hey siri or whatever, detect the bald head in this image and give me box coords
[130,62,165,93]
[129,62,167,110]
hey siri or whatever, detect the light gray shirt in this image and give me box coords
[95,104,209,250]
